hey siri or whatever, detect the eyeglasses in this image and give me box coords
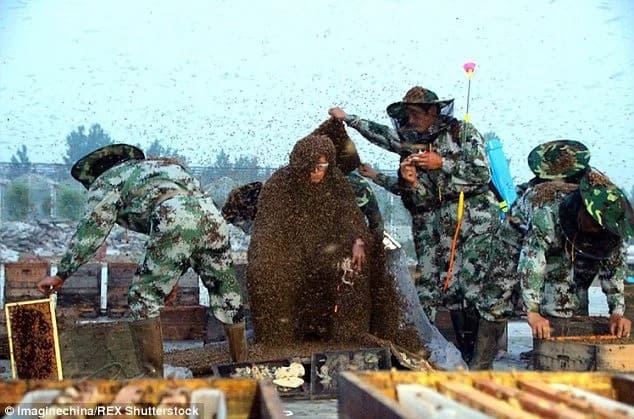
[313,162,329,171]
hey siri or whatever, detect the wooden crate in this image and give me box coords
[106,264,200,314]
[3,261,51,303]
[160,304,207,340]
[310,348,391,398]
[58,318,145,380]
[338,370,634,419]
[55,263,101,315]
[0,377,286,419]
[0,309,8,357]
[4,261,50,284]
[215,359,312,399]
[531,316,634,372]
[533,335,634,372]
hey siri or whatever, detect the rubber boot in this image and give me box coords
[129,317,164,378]
[450,308,479,364]
[224,321,248,363]
[469,319,507,370]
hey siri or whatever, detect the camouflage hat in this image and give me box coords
[579,170,634,240]
[527,140,590,180]
[71,144,145,189]
[310,117,360,174]
[386,86,454,120]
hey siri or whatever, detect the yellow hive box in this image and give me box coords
[338,370,634,419]
[0,377,285,419]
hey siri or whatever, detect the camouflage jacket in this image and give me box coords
[345,114,493,208]
[346,171,384,237]
[58,159,204,279]
[516,187,626,317]
[346,114,498,233]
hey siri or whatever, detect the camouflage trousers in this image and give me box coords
[127,194,244,323]
[410,211,440,318]
[416,196,521,322]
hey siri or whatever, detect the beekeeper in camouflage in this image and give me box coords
[330,86,515,369]
[37,144,248,373]
[515,139,591,196]
[517,167,633,339]
[514,140,597,316]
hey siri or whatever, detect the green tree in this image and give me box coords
[214,149,232,168]
[63,123,114,164]
[5,180,32,220]
[144,139,189,164]
[55,182,86,221]
[9,145,32,178]
[201,149,265,185]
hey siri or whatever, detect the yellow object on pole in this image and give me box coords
[442,62,477,292]
[457,190,465,221]
[443,191,465,291]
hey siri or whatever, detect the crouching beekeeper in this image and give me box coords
[37,144,247,376]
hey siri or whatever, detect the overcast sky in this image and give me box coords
[1,0,633,190]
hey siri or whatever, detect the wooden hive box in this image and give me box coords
[3,261,50,303]
[0,377,286,419]
[57,317,146,379]
[160,304,207,340]
[531,316,634,372]
[105,261,138,316]
[533,334,634,372]
[56,263,102,317]
[106,264,200,317]
[0,309,8,358]
[338,370,634,419]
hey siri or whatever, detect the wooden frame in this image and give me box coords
[5,297,63,380]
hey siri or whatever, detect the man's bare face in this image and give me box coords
[310,156,329,183]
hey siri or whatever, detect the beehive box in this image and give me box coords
[105,261,138,316]
[3,261,50,303]
[0,377,286,419]
[57,318,146,379]
[214,359,312,399]
[338,370,634,419]
[531,316,634,372]
[534,334,634,372]
[311,348,391,398]
[56,263,101,317]
[106,263,200,317]
[160,304,207,340]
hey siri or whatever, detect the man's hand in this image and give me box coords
[609,313,632,338]
[165,284,179,306]
[358,163,379,180]
[351,239,366,271]
[328,107,347,121]
[410,151,443,170]
[527,311,551,339]
[399,159,418,187]
[37,275,64,296]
